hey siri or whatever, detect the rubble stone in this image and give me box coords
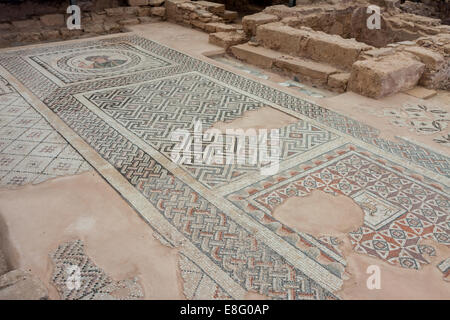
[242,13,279,35]
[349,53,425,98]
[275,56,339,85]
[40,14,65,27]
[209,31,248,49]
[151,7,166,17]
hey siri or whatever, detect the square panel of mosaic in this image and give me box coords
[51,240,143,300]
[0,35,448,178]
[76,71,339,189]
[228,144,449,271]
[0,78,91,188]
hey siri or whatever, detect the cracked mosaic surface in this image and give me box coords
[51,240,143,300]
[0,35,448,299]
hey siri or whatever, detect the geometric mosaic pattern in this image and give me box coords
[51,240,143,300]
[29,42,172,85]
[228,145,449,270]
[81,72,337,188]
[179,253,232,300]
[0,35,448,300]
[0,80,91,187]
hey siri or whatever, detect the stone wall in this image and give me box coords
[0,0,128,23]
[254,1,449,48]
[232,1,449,97]
[0,0,167,48]
[166,0,240,33]
[400,0,450,25]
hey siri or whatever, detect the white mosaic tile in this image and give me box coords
[0,171,38,186]
[44,158,83,175]
[0,139,12,152]
[29,142,65,158]
[2,140,39,155]
[0,126,28,140]
[8,116,40,128]
[43,131,66,144]
[58,144,84,160]
[14,155,53,173]
[19,126,53,141]
[0,89,92,188]
[0,154,24,170]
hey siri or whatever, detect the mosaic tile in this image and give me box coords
[51,240,143,300]
[0,171,38,186]
[0,81,92,188]
[44,158,83,176]
[0,154,24,170]
[29,142,65,158]
[2,140,39,155]
[228,145,449,270]
[0,35,448,300]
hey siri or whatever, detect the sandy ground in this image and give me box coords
[0,172,184,300]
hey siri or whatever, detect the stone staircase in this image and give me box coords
[221,3,449,98]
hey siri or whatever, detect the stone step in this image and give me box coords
[221,10,239,23]
[209,31,248,49]
[196,1,225,15]
[275,56,340,86]
[231,43,283,68]
[230,43,346,88]
[348,52,425,98]
[256,22,373,69]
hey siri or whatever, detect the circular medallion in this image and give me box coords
[56,49,142,74]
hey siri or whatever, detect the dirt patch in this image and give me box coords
[0,171,184,299]
[211,106,298,134]
[337,236,450,300]
[272,190,365,238]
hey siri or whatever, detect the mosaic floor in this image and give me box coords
[0,78,91,187]
[0,34,448,299]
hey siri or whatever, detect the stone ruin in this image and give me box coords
[184,0,449,99]
[232,0,450,98]
[0,0,448,99]
[0,0,167,48]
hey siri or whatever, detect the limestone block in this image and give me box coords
[231,43,283,68]
[209,31,248,49]
[256,23,309,56]
[242,13,279,35]
[128,0,148,6]
[40,14,65,27]
[349,53,425,98]
[151,6,166,17]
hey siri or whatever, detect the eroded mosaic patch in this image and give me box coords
[51,240,143,300]
[228,145,449,270]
